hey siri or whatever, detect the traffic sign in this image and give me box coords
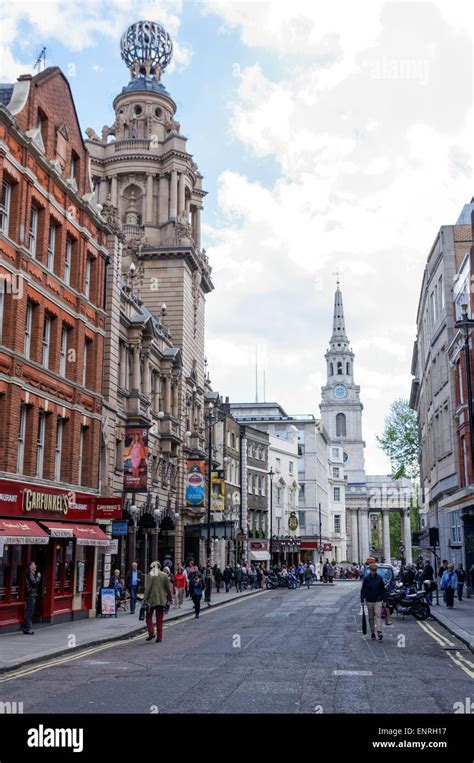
[399,544,405,553]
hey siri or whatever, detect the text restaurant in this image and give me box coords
[0,479,121,631]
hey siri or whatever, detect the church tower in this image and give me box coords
[320,280,366,486]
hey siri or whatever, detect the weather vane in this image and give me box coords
[333,267,343,288]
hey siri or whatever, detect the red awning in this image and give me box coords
[0,519,49,545]
[40,521,110,547]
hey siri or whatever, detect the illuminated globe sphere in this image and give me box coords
[120,20,173,78]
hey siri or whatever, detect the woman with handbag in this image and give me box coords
[191,571,204,619]
[143,561,172,642]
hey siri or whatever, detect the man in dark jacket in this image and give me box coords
[223,565,233,592]
[361,563,386,641]
[22,561,42,635]
[125,562,143,614]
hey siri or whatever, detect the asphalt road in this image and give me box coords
[0,583,472,714]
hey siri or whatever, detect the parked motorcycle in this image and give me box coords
[386,583,431,621]
[265,573,293,590]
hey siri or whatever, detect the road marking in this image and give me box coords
[0,591,268,683]
[417,622,474,679]
[417,622,450,647]
[420,620,455,646]
[446,651,474,679]
[333,670,373,676]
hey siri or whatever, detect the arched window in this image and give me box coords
[346,362,351,375]
[329,363,334,376]
[337,361,343,375]
[336,413,346,437]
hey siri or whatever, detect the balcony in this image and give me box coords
[113,139,151,153]
[123,224,144,239]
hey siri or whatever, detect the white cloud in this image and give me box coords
[0,1,189,80]
[204,0,473,472]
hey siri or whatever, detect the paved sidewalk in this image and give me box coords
[0,587,267,673]
[429,594,474,652]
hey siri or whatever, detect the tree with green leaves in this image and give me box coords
[377,399,419,480]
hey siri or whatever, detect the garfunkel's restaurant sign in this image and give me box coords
[22,489,74,516]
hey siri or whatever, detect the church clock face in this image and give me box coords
[334,384,347,399]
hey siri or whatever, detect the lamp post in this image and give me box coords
[268,467,274,569]
[319,502,323,565]
[455,303,474,476]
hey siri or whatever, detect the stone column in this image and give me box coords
[142,352,150,397]
[164,374,171,414]
[132,344,140,390]
[149,527,159,563]
[146,173,154,224]
[402,510,413,565]
[194,206,201,251]
[158,175,169,224]
[351,509,359,564]
[172,380,179,417]
[382,510,391,564]
[169,169,178,218]
[111,176,118,207]
[178,173,185,217]
[119,342,127,389]
[358,509,370,563]
[99,177,109,204]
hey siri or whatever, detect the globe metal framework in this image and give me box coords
[120,20,173,79]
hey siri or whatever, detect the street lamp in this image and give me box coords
[319,502,323,565]
[455,302,474,476]
[268,467,274,569]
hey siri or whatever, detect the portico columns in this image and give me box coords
[351,509,359,563]
[358,509,370,563]
[402,509,413,565]
[382,510,391,563]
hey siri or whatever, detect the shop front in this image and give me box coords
[248,540,271,568]
[0,480,120,632]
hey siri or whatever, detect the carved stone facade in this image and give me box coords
[86,23,213,567]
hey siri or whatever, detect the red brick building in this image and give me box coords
[0,68,121,631]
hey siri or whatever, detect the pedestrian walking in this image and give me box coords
[203,559,213,606]
[438,560,449,602]
[143,561,172,643]
[456,563,466,602]
[213,564,223,593]
[360,562,386,641]
[327,562,335,584]
[440,564,458,609]
[223,565,232,593]
[304,563,312,589]
[125,562,143,615]
[22,561,42,635]
[191,571,204,618]
[173,564,186,608]
[234,564,243,592]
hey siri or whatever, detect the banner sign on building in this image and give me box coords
[112,520,128,536]
[185,461,206,507]
[211,476,224,512]
[123,427,149,492]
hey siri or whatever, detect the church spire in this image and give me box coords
[330,285,349,347]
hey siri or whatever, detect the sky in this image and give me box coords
[1,0,472,473]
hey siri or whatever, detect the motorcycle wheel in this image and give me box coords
[412,602,430,621]
[266,581,275,590]
[287,581,293,589]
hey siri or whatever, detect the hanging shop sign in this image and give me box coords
[123,427,149,492]
[95,498,122,520]
[288,513,299,532]
[112,520,129,536]
[211,476,224,512]
[185,461,206,507]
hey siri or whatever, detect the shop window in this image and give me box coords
[55,541,74,595]
[0,545,25,603]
